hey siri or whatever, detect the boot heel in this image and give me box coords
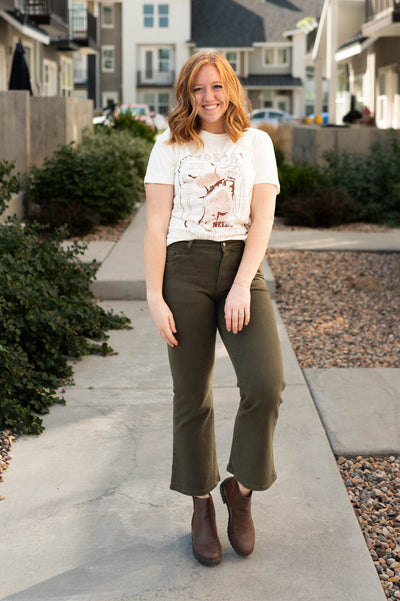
[220,483,227,504]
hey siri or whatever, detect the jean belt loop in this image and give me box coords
[186,240,194,254]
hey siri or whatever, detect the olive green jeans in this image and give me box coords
[163,239,285,497]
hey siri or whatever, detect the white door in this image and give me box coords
[43,60,58,96]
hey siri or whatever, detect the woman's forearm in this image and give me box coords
[144,228,168,302]
[232,216,274,289]
[233,183,277,289]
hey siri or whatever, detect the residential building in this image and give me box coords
[0,0,100,102]
[190,0,325,118]
[0,0,67,95]
[122,0,190,115]
[312,0,400,127]
[97,0,122,109]
[70,0,100,105]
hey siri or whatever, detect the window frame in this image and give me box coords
[158,4,169,27]
[101,4,114,28]
[101,45,115,73]
[143,4,154,28]
[224,51,239,74]
[263,47,289,67]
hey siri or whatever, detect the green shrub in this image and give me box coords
[324,134,400,225]
[0,160,20,215]
[0,219,131,434]
[109,109,156,143]
[24,130,153,236]
[280,184,359,227]
[277,160,327,215]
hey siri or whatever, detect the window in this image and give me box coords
[158,4,169,27]
[73,2,87,32]
[73,53,87,84]
[143,4,169,28]
[142,91,170,114]
[102,46,115,72]
[277,48,287,65]
[263,47,289,67]
[225,51,239,73]
[143,4,154,27]
[264,49,274,65]
[262,90,273,108]
[102,4,113,27]
[158,48,170,72]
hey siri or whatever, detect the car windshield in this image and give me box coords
[120,106,147,116]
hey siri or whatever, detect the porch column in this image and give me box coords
[327,0,338,123]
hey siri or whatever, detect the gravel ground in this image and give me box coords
[268,249,400,600]
[267,250,400,368]
[338,455,400,600]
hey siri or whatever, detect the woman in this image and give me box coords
[144,51,285,567]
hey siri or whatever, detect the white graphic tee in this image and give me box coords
[144,127,279,246]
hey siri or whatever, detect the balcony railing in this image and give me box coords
[71,8,97,45]
[137,70,175,87]
[366,0,400,21]
[20,0,68,23]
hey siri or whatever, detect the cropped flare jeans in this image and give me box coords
[163,239,285,497]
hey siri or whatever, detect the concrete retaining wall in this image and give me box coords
[30,96,93,168]
[0,192,24,223]
[0,92,93,174]
[292,125,400,165]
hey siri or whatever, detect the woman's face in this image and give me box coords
[192,64,229,134]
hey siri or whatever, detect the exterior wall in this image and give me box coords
[0,22,38,94]
[99,1,122,106]
[375,37,400,69]
[122,0,190,103]
[248,45,292,75]
[0,92,93,175]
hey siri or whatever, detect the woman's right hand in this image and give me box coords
[148,298,178,347]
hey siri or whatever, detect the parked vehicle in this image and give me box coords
[250,108,298,128]
[93,103,158,130]
[115,104,156,130]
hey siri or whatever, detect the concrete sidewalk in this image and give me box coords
[1,205,399,600]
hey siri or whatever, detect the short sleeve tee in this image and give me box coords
[144,127,279,246]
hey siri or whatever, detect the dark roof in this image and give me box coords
[240,74,302,87]
[191,0,325,46]
[190,0,265,47]
[337,31,368,51]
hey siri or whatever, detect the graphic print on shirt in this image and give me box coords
[177,152,243,233]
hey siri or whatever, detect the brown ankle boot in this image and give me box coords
[191,494,222,567]
[220,477,255,557]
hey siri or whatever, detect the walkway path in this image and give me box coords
[1,205,399,601]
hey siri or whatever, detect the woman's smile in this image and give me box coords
[193,64,229,133]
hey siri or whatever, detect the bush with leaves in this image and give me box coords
[279,184,359,227]
[0,160,20,215]
[323,134,400,225]
[0,220,131,434]
[108,108,156,143]
[24,129,153,236]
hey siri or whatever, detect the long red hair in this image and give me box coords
[168,51,251,148]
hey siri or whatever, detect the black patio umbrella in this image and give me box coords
[8,40,33,95]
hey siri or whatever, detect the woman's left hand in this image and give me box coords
[224,282,250,334]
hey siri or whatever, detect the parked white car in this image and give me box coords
[250,108,298,128]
